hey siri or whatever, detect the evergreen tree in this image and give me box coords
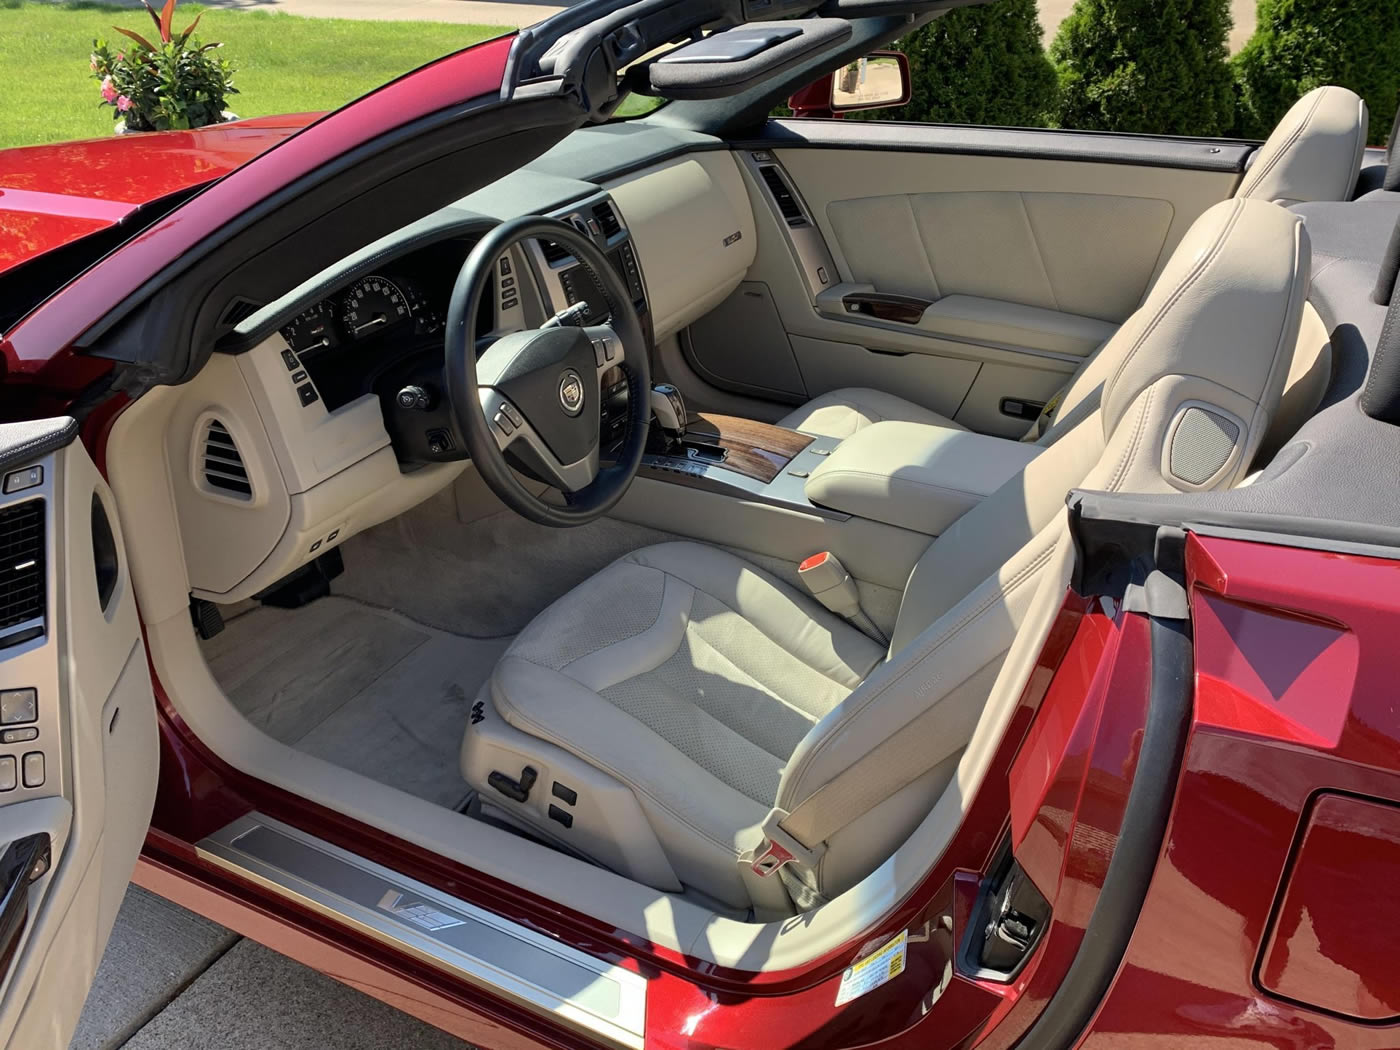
[1050,0,1236,135]
[875,0,1058,127]
[1232,0,1400,143]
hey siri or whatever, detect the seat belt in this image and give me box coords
[743,697,950,878]
[797,552,888,646]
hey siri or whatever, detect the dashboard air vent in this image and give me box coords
[218,296,265,329]
[202,421,253,500]
[0,500,45,635]
[539,239,573,266]
[759,165,807,227]
[593,202,623,239]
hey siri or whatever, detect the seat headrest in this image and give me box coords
[1237,86,1369,206]
[1100,198,1311,476]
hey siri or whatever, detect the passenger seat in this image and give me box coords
[781,86,1365,447]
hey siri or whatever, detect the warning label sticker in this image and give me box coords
[834,930,908,1006]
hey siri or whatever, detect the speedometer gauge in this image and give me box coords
[342,276,410,340]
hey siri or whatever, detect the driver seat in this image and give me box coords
[461,198,1310,914]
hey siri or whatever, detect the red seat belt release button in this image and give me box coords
[798,551,861,620]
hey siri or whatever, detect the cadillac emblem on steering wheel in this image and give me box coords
[558,369,585,416]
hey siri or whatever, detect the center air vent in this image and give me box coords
[539,239,573,266]
[758,165,807,227]
[202,420,252,500]
[0,499,45,639]
[593,202,622,239]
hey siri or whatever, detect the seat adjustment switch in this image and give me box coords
[488,765,537,804]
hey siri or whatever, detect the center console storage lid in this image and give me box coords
[805,421,1043,536]
[641,19,853,100]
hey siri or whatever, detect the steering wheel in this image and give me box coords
[444,216,652,527]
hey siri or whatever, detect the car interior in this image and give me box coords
[73,5,1387,977]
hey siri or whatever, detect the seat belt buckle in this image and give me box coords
[798,551,861,620]
[747,808,825,877]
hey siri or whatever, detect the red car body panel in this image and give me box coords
[1075,535,1400,1048]
[0,114,319,276]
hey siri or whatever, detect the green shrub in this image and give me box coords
[873,0,1058,127]
[90,0,236,131]
[1232,0,1400,142]
[1050,0,1235,135]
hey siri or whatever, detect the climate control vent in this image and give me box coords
[758,165,807,226]
[539,239,573,266]
[593,202,622,239]
[202,420,253,500]
[0,499,45,636]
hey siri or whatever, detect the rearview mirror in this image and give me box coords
[830,51,911,113]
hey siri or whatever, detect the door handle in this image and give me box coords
[0,833,50,982]
[841,292,933,325]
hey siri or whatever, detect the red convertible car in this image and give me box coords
[1,1,1399,1046]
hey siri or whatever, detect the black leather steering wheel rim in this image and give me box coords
[444,216,651,527]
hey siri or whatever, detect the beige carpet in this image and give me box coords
[203,597,510,807]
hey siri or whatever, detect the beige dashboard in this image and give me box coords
[107,151,760,615]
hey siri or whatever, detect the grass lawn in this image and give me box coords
[0,1,503,149]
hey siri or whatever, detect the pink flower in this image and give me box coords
[100,76,117,102]
[116,95,132,112]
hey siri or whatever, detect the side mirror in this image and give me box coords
[830,51,911,113]
[787,51,911,119]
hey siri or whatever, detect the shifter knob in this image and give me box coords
[650,384,687,436]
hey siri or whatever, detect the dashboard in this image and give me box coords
[263,198,651,468]
[277,237,491,414]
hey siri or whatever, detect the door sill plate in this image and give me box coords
[198,814,646,1049]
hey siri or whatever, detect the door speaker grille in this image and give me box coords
[202,421,253,499]
[0,500,45,632]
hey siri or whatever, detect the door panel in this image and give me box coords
[691,121,1246,435]
[0,418,157,1050]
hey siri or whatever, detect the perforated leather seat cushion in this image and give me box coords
[483,542,884,904]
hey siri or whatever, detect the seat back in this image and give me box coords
[771,198,1310,904]
[1236,86,1369,207]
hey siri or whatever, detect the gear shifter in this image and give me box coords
[649,384,688,452]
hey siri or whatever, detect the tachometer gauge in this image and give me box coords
[280,301,339,354]
[342,276,411,339]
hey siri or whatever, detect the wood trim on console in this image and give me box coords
[687,413,813,483]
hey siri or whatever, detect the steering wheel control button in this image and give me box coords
[0,689,37,726]
[501,403,524,428]
[494,411,516,436]
[21,752,43,789]
[558,370,586,416]
[593,340,607,368]
[1,729,37,745]
[297,383,320,407]
[0,758,14,792]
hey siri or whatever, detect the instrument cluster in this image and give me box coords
[279,274,443,357]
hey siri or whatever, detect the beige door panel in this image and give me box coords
[0,422,158,1050]
[719,145,1233,433]
[776,147,1236,318]
[789,335,980,420]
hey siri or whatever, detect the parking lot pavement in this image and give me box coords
[73,887,475,1050]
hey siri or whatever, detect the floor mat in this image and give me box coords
[203,597,510,807]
